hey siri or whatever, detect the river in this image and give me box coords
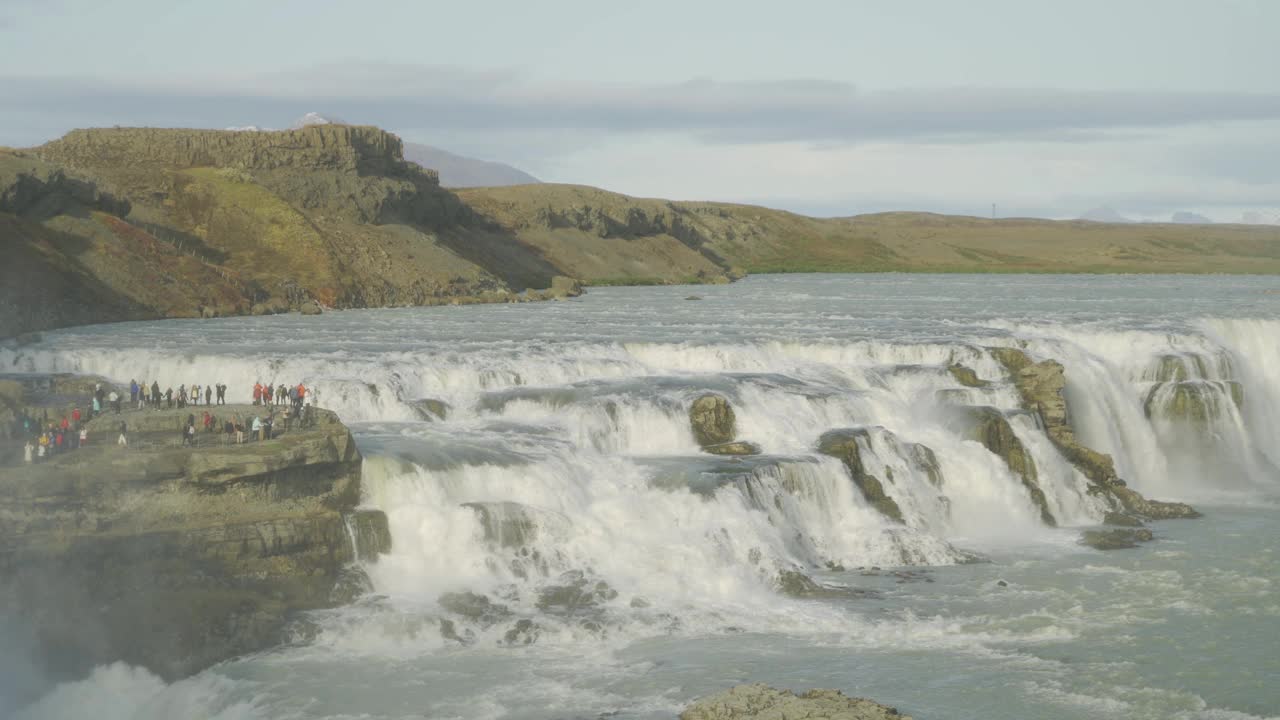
[7,274,1280,720]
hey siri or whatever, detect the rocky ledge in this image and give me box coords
[0,396,388,684]
[682,684,911,720]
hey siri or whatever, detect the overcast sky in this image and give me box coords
[2,0,1278,221]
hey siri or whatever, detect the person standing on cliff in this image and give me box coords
[109,390,121,414]
[23,439,34,464]
[117,421,127,447]
[151,381,161,409]
[205,385,213,406]
[129,380,138,406]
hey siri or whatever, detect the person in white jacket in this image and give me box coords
[24,440,34,464]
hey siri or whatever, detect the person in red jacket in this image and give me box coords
[253,383,262,405]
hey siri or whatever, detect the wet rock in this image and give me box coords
[329,566,375,605]
[681,683,911,720]
[777,570,826,597]
[409,398,450,421]
[947,364,989,388]
[816,429,904,523]
[438,591,513,626]
[463,501,539,548]
[1102,511,1145,527]
[703,440,762,456]
[1080,528,1154,550]
[685,295,703,301]
[350,509,392,561]
[298,300,323,315]
[996,580,1008,587]
[502,618,541,646]
[1144,380,1244,423]
[536,571,618,615]
[908,442,943,487]
[989,347,1201,521]
[690,393,736,447]
[956,406,1056,527]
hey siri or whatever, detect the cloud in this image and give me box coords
[4,63,1280,147]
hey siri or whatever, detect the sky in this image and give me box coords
[2,0,1278,221]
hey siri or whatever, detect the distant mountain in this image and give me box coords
[1171,211,1213,224]
[401,143,540,188]
[291,112,345,129]
[1079,206,1133,223]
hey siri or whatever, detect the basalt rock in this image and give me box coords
[1080,527,1154,550]
[0,402,385,683]
[1144,380,1244,423]
[947,364,989,388]
[410,398,451,421]
[690,394,737,448]
[817,429,904,523]
[681,684,911,720]
[703,440,762,456]
[990,346,1201,521]
[956,406,1056,527]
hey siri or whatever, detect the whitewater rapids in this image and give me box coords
[4,273,1279,720]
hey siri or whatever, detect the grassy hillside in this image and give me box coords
[459,185,1280,276]
[5,124,1280,338]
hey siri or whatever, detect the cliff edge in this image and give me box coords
[0,389,389,686]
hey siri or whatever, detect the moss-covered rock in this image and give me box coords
[703,440,761,456]
[1080,528,1154,550]
[1144,380,1244,423]
[990,346,1201,521]
[957,406,1055,527]
[681,684,911,720]
[947,364,989,388]
[816,429,904,523]
[690,394,736,447]
[410,398,451,421]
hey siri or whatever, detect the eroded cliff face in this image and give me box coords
[0,403,389,683]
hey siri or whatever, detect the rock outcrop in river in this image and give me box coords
[0,385,388,683]
[990,347,1200,521]
[681,684,911,720]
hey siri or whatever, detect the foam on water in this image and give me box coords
[7,274,1280,719]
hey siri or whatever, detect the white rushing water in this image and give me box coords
[4,274,1280,720]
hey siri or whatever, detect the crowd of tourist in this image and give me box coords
[16,381,315,464]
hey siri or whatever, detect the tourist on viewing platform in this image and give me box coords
[23,439,33,464]
[109,390,121,414]
[234,416,245,444]
[129,380,138,405]
[37,433,47,461]
[92,394,101,417]
[165,387,174,409]
[117,421,127,447]
[79,426,88,447]
[138,382,148,410]
[72,407,81,425]
[253,383,262,406]
[252,415,263,442]
[206,385,213,406]
[177,385,186,409]
[151,381,161,409]
[192,384,201,406]
[60,416,69,433]
[184,421,196,447]
[216,383,227,405]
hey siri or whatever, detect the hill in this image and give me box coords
[3,124,1280,338]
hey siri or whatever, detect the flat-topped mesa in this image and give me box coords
[39,125,434,181]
